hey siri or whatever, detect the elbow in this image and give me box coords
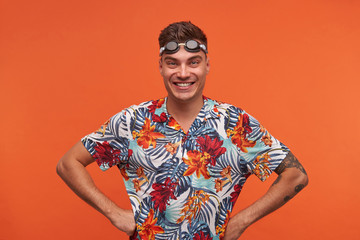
[282,168,309,189]
[295,170,309,191]
[301,172,309,188]
[56,159,64,177]
[56,157,69,179]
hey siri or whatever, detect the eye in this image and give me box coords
[189,58,201,66]
[166,61,177,67]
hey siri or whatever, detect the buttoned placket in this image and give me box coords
[159,97,221,161]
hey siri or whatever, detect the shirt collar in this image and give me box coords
[158,96,221,123]
[201,96,222,121]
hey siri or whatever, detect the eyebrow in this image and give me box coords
[188,55,203,61]
[163,56,177,61]
[163,55,203,62]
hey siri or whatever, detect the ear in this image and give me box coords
[206,57,210,74]
[159,58,163,76]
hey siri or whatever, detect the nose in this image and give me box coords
[176,64,190,79]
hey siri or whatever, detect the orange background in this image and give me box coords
[1,0,359,239]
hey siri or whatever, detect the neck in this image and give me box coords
[166,95,204,132]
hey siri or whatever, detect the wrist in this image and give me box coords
[103,204,122,221]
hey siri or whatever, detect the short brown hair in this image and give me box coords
[158,21,207,49]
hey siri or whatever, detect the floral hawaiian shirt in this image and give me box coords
[82,97,289,240]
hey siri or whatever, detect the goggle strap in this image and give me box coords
[199,44,208,53]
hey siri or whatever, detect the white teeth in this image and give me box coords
[176,83,192,87]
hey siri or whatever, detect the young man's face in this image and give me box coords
[159,45,209,104]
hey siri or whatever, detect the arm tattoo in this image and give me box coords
[274,151,307,175]
[284,196,291,202]
[295,184,305,193]
[273,152,308,202]
[271,175,282,186]
[284,184,305,202]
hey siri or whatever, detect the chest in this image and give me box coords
[124,117,247,186]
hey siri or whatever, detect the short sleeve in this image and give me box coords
[81,109,132,171]
[240,111,290,181]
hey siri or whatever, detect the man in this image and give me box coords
[57,21,308,240]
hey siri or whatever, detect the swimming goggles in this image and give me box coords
[159,40,208,56]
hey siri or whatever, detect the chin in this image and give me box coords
[172,93,200,103]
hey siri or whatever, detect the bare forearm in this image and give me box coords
[224,151,308,239]
[56,157,119,219]
[56,142,135,235]
[234,168,308,229]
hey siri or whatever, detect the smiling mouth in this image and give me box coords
[174,82,194,87]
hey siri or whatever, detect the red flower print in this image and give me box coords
[150,177,178,212]
[136,166,149,182]
[152,112,167,122]
[261,133,273,147]
[215,179,225,192]
[230,184,242,203]
[93,141,120,167]
[226,113,256,153]
[220,166,232,182]
[193,231,213,240]
[128,149,133,158]
[242,113,252,134]
[177,190,210,226]
[196,135,226,166]
[148,99,167,123]
[253,153,272,181]
[183,150,211,179]
[168,117,181,130]
[132,118,165,149]
[148,99,165,113]
[133,179,141,192]
[120,167,129,181]
[216,210,231,240]
[215,178,230,192]
[137,209,164,240]
[164,142,180,155]
[132,178,147,192]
